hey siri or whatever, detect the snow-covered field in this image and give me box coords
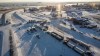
[4,8,100,56]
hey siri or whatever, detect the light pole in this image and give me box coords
[56,3,62,18]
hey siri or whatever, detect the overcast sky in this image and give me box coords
[0,0,100,2]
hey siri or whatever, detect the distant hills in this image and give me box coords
[0,2,100,7]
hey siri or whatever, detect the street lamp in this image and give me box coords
[56,3,62,18]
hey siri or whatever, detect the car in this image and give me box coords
[84,51,95,56]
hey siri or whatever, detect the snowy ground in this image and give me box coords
[0,14,2,18]
[0,14,3,23]
[10,10,80,56]
[3,8,100,56]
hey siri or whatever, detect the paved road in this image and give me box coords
[1,13,6,25]
[0,9,19,56]
[0,31,3,56]
[0,11,10,56]
[0,25,10,56]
